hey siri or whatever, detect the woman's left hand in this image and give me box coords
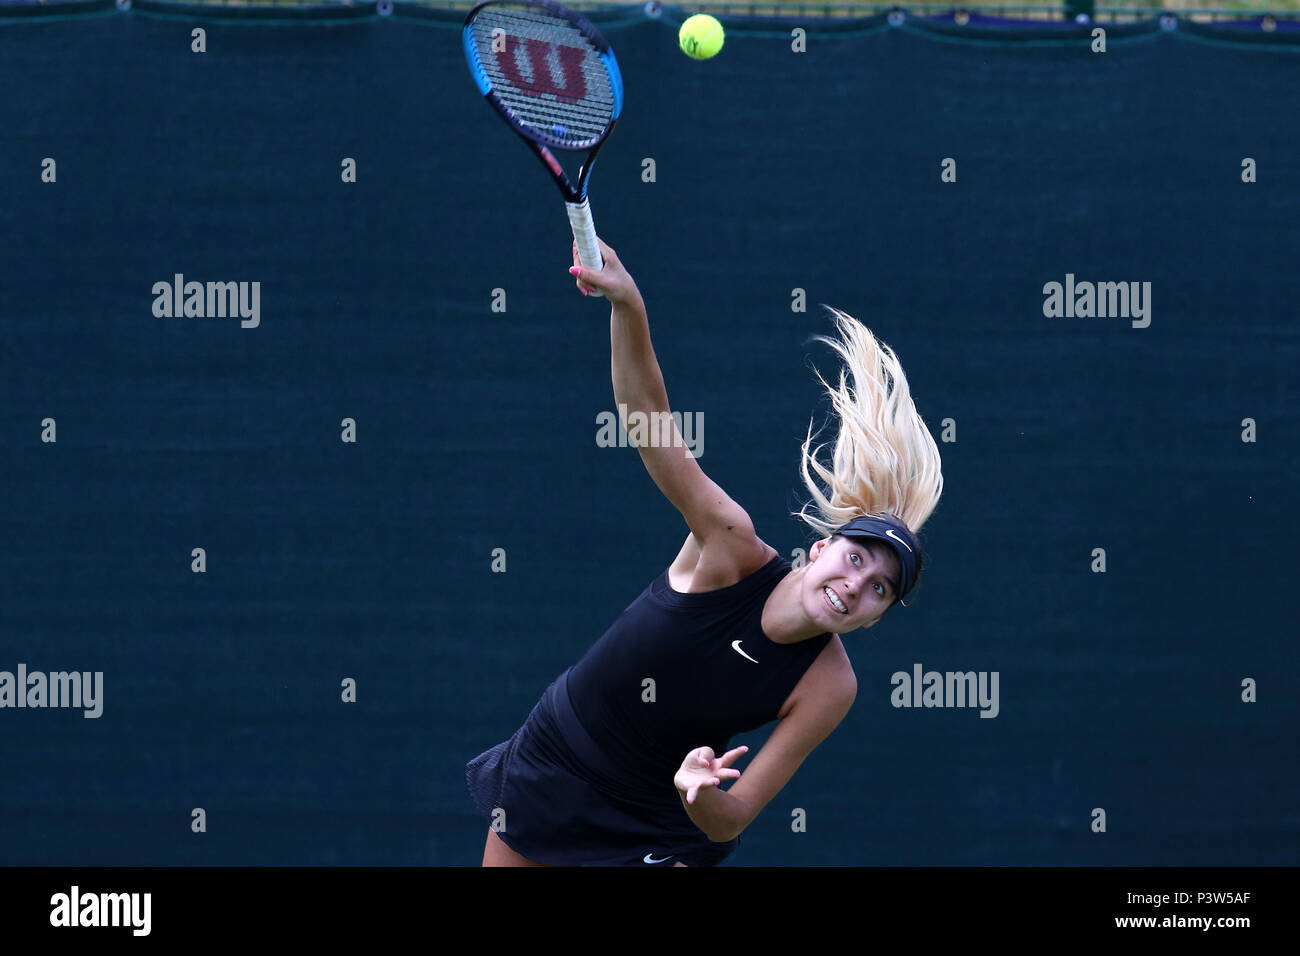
[674,745,748,805]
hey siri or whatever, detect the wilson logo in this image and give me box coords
[498,37,587,103]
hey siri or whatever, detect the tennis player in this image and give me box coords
[466,237,943,866]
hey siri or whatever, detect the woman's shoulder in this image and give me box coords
[667,532,781,595]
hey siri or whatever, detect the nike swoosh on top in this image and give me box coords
[731,640,759,664]
[644,853,672,864]
[885,529,913,553]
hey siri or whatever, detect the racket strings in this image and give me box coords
[468,8,615,148]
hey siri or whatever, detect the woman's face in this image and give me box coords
[803,534,901,632]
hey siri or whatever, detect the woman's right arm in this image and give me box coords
[570,239,765,565]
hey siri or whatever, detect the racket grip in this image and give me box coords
[566,197,605,299]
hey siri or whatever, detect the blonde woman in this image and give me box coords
[466,237,943,866]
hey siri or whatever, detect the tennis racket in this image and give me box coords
[463,0,623,297]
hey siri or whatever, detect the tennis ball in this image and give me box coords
[679,14,725,61]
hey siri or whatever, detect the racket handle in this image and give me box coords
[566,197,605,299]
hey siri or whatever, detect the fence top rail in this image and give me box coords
[10,0,1299,21]
[392,0,1300,12]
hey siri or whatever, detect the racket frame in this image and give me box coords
[463,0,624,295]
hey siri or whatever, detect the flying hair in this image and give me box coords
[795,308,944,541]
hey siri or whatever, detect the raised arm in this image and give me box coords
[570,239,761,557]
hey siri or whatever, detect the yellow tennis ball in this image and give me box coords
[679,14,725,61]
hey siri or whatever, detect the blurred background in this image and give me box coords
[0,1,1296,866]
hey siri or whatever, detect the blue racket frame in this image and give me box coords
[463,0,624,204]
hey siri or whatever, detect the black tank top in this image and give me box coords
[564,554,833,801]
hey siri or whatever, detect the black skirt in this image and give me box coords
[466,668,739,866]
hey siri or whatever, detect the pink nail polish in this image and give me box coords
[569,267,581,276]
[582,289,589,296]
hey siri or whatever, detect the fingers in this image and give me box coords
[570,245,596,296]
[570,241,618,297]
[717,745,749,768]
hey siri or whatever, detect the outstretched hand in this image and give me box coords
[675,745,749,805]
[569,237,645,311]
